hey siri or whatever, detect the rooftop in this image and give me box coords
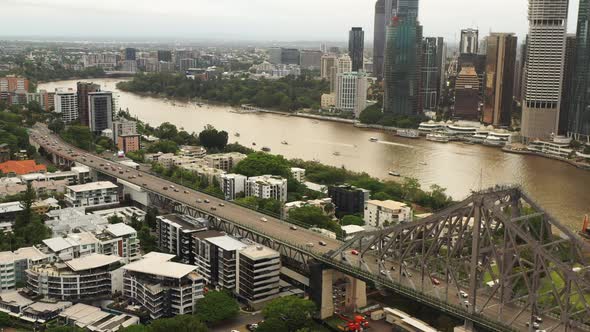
[240,244,279,260]
[206,236,247,251]
[124,252,198,279]
[0,290,34,308]
[105,223,136,237]
[341,225,365,234]
[0,201,23,214]
[64,253,121,271]
[43,237,76,252]
[0,160,46,175]
[367,200,408,211]
[67,181,118,192]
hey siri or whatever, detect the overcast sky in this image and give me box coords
[0,0,580,42]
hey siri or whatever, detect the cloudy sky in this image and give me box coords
[0,0,580,42]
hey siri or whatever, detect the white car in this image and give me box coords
[459,290,468,298]
[260,217,268,222]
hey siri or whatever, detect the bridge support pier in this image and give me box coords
[343,274,366,312]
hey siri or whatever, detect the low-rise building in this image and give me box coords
[112,119,138,142]
[0,247,49,291]
[328,184,370,217]
[204,153,247,172]
[290,167,306,182]
[321,93,336,109]
[65,181,119,209]
[26,254,122,300]
[0,160,46,176]
[0,292,72,324]
[364,200,412,227]
[179,163,226,183]
[91,206,146,223]
[122,252,204,319]
[341,225,366,240]
[46,207,109,236]
[0,179,69,199]
[220,173,247,200]
[236,245,281,308]
[284,198,334,218]
[58,303,139,332]
[117,134,141,153]
[179,145,207,158]
[156,214,208,264]
[245,175,288,202]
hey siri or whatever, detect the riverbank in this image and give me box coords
[502,146,590,171]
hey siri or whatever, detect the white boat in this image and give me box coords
[483,132,512,147]
[418,121,446,133]
[397,129,419,138]
[388,171,401,177]
[369,137,379,142]
[426,133,450,143]
[281,141,288,145]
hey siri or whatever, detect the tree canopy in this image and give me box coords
[198,125,228,151]
[194,290,239,325]
[258,297,316,332]
[233,152,291,178]
[119,315,208,332]
[341,215,364,226]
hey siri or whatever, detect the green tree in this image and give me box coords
[46,326,86,332]
[261,297,316,332]
[149,314,208,332]
[108,215,125,224]
[288,206,331,228]
[147,139,179,153]
[198,125,229,151]
[233,152,291,177]
[358,104,383,124]
[341,215,364,226]
[48,118,65,133]
[195,290,239,325]
[61,125,94,151]
[119,325,150,332]
[0,311,13,327]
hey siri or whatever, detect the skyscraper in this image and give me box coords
[460,29,479,55]
[76,82,100,127]
[522,0,569,140]
[373,0,386,80]
[569,0,590,138]
[157,50,172,63]
[299,50,322,70]
[54,88,78,124]
[335,72,368,118]
[483,33,517,127]
[124,48,136,61]
[348,28,365,72]
[383,3,423,116]
[88,92,113,134]
[454,66,481,121]
[420,37,445,112]
[559,35,576,135]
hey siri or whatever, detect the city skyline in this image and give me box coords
[0,0,580,42]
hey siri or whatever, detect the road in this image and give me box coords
[30,124,343,256]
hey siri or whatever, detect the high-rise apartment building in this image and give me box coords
[348,27,365,72]
[522,0,569,140]
[460,28,479,55]
[383,13,423,115]
[483,33,517,127]
[336,72,368,118]
[420,37,445,112]
[281,48,300,65]
[76,82,100,127]
[124,48,136,61]
[88,92,113,134]
[454,65,481,121]
[569,0,590,137]
[54,88,79,124]
[321,54,338,92]
[236,245,281,309]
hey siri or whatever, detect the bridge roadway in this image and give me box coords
[31,124,567,331]
[30,124,344,253]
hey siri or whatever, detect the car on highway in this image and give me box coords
[219,203,225,207]
[290,225,298,230]
[204,199,210,203]
[174,189,179,192]
[351,249,359,255]
[184,190,189,194]
[463,300,470,307]
[380,270,387,276]
[459,290,468,298]
[305,242,314,247]
[246,323,260,331]
[534,316,543,323]
[319,241,327,246]
[211,207,217,211]
[196,199,203,203]
[526,322,541,329]
[163,187,168,190]
[260,217,268,222]
[430,276,441,285]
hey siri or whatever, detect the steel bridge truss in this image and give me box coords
[331,186,590,331]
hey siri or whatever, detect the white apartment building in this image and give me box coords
[54,88,78,124]
[156,214,208,265]
[192,234,247,291]
[64,181,119,209]
[179,145,207,158]
[245,175,288,202]
[204,153,247,172]
[26,254,122,300]
[179,163,226,183]
[364,200,412,228]
[0,247,49,291]
[46,207,109,236]
[290,167,306,182]
[38,223,140,263]
[284,198,334,218]
[112,119,138,142]
[122,252,204,319]
[236,245,281,308]
[220,173,247,200]
[336,72,368,118]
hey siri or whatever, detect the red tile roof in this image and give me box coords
[0,160,47,175]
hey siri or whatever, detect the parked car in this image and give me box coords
[260,217,268,222]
